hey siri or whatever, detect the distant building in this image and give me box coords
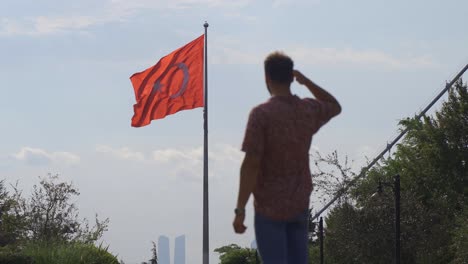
[251,240,257,249]
[158,236,170,264]
[174,235,186,264]
[158,234,186,264]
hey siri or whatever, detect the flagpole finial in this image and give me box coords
[204,21,209,28]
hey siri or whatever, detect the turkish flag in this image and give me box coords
[130,35,204,127]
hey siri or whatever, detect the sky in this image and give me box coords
[1,0,467,263]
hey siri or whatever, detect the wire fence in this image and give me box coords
[311,63,468,221]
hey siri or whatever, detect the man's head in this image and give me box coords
[264,51,294,87]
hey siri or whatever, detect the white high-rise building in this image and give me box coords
[174,235,186,264]
[251,240,257,249]
[158,235,186,264]
[158,236,170,264]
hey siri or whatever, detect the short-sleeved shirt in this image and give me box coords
[242,95,337,220]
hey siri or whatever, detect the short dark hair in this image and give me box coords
[264,51,294,84]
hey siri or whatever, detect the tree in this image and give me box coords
[451,205,468,264]
[141,241,158,264]
[1,173,108,244]
[215,244,258,264]
[0,174,118,263]
[0,179,27,246]
[323,79,467,263]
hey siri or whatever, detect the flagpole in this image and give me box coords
[202,21,209,264]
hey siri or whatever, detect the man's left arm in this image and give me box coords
[233,152,261,234]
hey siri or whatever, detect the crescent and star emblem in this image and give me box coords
[152,62,190,98]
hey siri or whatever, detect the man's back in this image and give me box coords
[242,94,336,220]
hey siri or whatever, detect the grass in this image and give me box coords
[0,242,119,264]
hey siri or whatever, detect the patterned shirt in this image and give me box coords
[242,95,338,220]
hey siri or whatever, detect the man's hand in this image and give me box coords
[233,214,247,234]
[293,69,342,115]
[234,152,260,234]
[293,70,309,85]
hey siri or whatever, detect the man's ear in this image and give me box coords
[265,74,272,95]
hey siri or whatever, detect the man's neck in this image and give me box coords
[270,85,292,97]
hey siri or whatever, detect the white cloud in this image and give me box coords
[152,144,243,164]
[0,18,25,36]
[210,144,244,163]
[211,41,437,69]
[110,0,251,10]
[0,0,252,36]
[95,145,145,161]
[153,144,243,181]
[33,16,101,35]
[211,46,261,65]
[96,144,243,181]
[0,16,108,36]
[152,146,203,163]
[11,147,80,166]
[272,0,320,8]
[151,147,203,181]
[289,47,437,69]
[95,144,243,164]
[210,35,261,65]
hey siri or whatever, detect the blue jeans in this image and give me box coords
[254,210,309,264]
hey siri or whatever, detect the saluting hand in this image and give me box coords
[293,70,308,85]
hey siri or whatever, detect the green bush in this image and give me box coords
[0,254,33,264]
[0,246,34,264]
[21,242,119,264]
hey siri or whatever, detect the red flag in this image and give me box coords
[130,35,204,127]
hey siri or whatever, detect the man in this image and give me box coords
[233,51,341,264]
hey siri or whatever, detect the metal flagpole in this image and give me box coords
[202,21,209,264]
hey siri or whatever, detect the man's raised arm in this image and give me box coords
[293,70,342,116]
